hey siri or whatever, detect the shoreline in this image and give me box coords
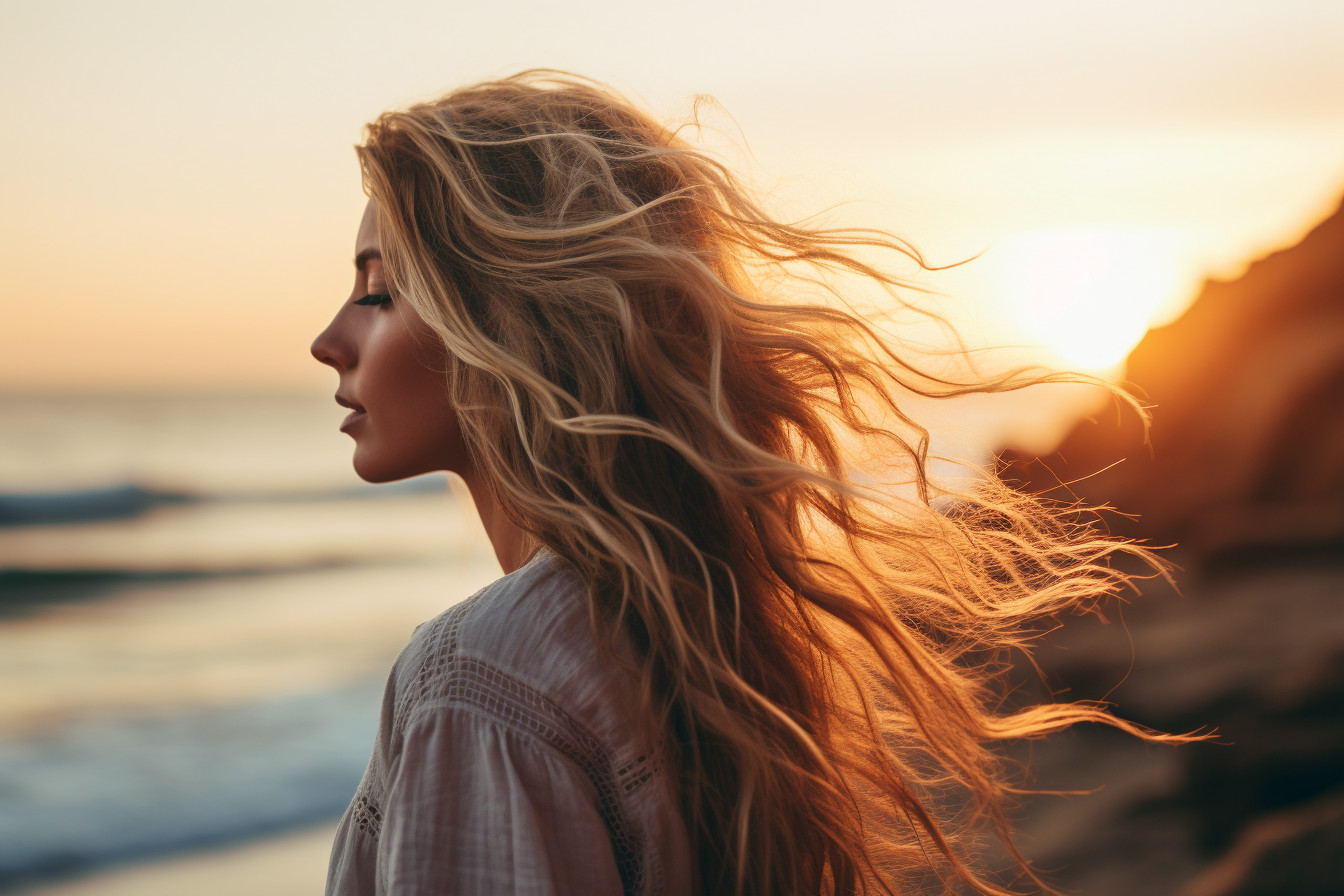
[15,824,339,896]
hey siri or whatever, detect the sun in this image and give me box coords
[988,228,1196,372]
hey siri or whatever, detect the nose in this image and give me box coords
[310,314,352,371]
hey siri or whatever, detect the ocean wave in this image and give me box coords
[0,569,197,618]
[0,568,332,620]
[0,476,450,528]
[0,484,190,528]
[0,680,382,891]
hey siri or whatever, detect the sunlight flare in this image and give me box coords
[990,228,1197,371]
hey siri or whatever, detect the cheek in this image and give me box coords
[394,336,452,415]
[368,318,444,400]
[368,327,465,470]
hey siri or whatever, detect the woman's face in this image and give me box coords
[310,200,469,483]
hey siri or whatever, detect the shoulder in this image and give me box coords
[389,549,641,750]
[362,550,693,896]
[454,547,598,676]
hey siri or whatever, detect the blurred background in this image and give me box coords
[2,1,1342,893]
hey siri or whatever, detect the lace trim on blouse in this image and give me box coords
[357,590,662,896]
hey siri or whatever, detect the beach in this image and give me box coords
[24,556,1344,896]
[6,392,1341,895]
[18,825,338,896]
[0,389,995,891]
[0,393,505,894]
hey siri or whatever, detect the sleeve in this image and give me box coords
[377,706,625,896]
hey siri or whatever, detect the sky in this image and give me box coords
[3,0,1343,393]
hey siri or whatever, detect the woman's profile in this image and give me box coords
[311,71,1178,896]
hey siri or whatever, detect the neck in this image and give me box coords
[459,471,530,574]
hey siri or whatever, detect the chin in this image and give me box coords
[350,439,465,484]
[352,451,422,484]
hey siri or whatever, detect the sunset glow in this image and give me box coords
[988,228,1197,371]
[2,1,1341,399]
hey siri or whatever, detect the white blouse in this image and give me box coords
[325,550,694,896]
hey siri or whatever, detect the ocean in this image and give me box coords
[0,386,1081,891]
[0,393,503,891]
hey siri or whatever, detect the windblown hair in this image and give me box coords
[358,71,1178,895]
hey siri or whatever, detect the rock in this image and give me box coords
[996,191,1344,894]
[1007,562,1344,896]
[1000,195,1344,564]
[1178,795,1344,896]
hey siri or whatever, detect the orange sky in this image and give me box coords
[3,0,1343,392]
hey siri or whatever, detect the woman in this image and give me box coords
[311,71,1176,896]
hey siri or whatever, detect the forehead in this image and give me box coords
[355,199,380,258]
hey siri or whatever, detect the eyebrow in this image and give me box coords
[354,248,382,272]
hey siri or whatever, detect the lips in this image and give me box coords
[336,394,367,432]
[335,394,364,412]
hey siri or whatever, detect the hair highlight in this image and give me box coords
[357,70,1189,895]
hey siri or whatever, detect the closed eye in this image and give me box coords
[353,293,392,307]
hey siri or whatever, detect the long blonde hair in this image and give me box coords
[358,71,1179,895]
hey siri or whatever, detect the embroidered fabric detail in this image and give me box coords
[351,793,384,840]
[617,754,657,794]
[393,594,657,896]
[391,595,484,742]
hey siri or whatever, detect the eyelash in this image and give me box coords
[353,293,392,307]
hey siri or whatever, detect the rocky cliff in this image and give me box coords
[1002,197,1344,562]
[998,196,1344,895]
